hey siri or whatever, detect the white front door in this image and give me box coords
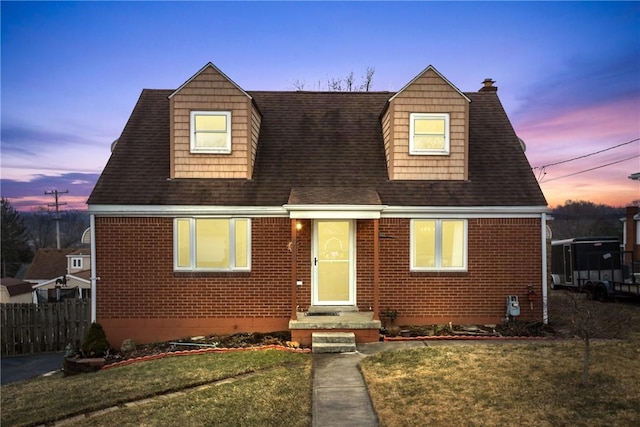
[313,220,355,305]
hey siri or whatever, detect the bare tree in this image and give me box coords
[327,77,343,92]
[345,71,355,91]
[24,207,56,250]
[362,66,375,91]
[293,67,375,92]
[22,209,89,250]
[556,291,630,385]
[291,79,305,91]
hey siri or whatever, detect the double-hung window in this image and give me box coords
[409,113,450,155]
[190,111,231,153]
[175,218,250,271]
[411,219,467,271]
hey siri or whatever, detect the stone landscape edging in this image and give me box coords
[383,335,558,341]
[101,345,311,370]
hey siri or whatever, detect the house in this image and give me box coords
[88,62,549,347]
[0,278,33,303]
[24,248,91,303]
[622,205,639,265]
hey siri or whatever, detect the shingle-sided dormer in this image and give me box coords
[168,63,261,179]
[382,65,470,180]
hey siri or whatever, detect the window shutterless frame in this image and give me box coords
[409,113,450,155]
[174,218,251,272]
[410,219,467,271]
[190,111,232,154]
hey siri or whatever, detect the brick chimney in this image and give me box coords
[479,78,497,92]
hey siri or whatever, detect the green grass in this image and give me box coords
[71,363,311,426]
[360,293,640,427]
[1,350,311,427]
[360,341,640,426]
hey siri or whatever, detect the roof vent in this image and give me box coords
[480,78,497,92]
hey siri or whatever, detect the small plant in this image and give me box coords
[387,326,401,337]
[81,322,110,358]
[381,308,399,328]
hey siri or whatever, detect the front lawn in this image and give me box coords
[361,293,640,426]
[1,349,311,427]
[360,341,640,426]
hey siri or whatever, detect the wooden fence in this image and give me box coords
[0,299,91,356]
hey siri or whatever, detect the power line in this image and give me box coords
[534,137,639,170]
[541,154,640,183]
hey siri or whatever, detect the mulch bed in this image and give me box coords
[99,321,559,367]
[103,331,302,367]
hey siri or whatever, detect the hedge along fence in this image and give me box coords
[0,299,91,356]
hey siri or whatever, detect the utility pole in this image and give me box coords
[44,189,68,249]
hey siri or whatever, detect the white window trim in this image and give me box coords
[409,113,450,155]
[410,219,468,272]
[190,111,232,154]
[72,258,83,269]
[173,218,251,272]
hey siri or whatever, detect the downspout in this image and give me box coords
[290,219,297,321]
[90,214,98,323]
[541,212,548,324]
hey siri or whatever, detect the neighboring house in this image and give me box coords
[622,205,639,264]
[0,278,33,303]
[88,62,549,347]
[24,248,91,302]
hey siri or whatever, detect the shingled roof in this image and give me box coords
[23,248,74,281]
[0,278,33,297]
[88,88,546,208]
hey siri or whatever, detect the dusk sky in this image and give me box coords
[1,1,639,212]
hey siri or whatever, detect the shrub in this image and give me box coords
[81,322,110,357]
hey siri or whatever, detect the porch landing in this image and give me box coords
[289,309,382,346]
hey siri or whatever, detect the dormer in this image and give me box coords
[168,63,262,179]
[67,249,90,274]
[381,65,470,180]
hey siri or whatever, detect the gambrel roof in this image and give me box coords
[88,87,546,208]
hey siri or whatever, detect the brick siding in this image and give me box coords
[378,218,543,325]
[95,216,543,345]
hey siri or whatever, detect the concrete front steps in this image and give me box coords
[312,332,357,354]
[289,309,382,347]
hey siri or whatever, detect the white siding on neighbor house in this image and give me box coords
[0,287,33,303]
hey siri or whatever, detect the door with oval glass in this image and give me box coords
[313,220,355,305]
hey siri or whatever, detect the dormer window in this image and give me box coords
[71,257,83,269]
[409,113,450,155]
[190,111,231,153]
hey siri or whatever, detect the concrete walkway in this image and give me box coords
[313,352,376,427]
[312,341,427,427]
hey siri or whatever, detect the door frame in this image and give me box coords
[312,219,356,306]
